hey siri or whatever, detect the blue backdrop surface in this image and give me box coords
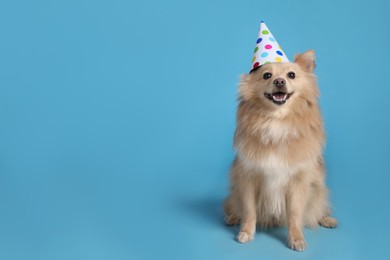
[0,0,389,259]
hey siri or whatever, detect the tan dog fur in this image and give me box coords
[224,50,337,251]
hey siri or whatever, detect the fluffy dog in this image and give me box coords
[224,50,337,251]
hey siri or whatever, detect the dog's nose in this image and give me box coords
[273,78,286,88]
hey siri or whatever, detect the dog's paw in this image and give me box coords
[288,238,307,252]
[236,231,254,243]
[319,216,338,229]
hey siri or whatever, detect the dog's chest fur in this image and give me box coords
[258,116,299,144]
[244,153,295,218]
[241,120,301,218]
[261,163,291,218]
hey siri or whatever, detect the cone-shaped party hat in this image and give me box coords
[250,21,289,72]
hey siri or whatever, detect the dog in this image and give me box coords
[224,50,337,251]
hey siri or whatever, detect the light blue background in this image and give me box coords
[0,0,389,259]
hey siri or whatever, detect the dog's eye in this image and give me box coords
[263,72,272,80]
[287,72,295,79]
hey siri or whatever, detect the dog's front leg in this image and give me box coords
[286,173,309,251]
[236,181,256,243]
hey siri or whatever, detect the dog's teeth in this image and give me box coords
[273,95,287,102]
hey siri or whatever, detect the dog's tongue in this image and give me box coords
[273,93,287,102]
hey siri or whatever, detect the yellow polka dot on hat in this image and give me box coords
[250,21,289,72]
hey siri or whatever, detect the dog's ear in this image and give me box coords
[238,74,253,101]
[294,50,316,72]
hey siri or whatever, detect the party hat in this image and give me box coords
[250,21,289,72]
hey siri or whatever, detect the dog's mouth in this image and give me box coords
[264,92,294,105]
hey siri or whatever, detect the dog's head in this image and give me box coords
[239,50,319,112]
